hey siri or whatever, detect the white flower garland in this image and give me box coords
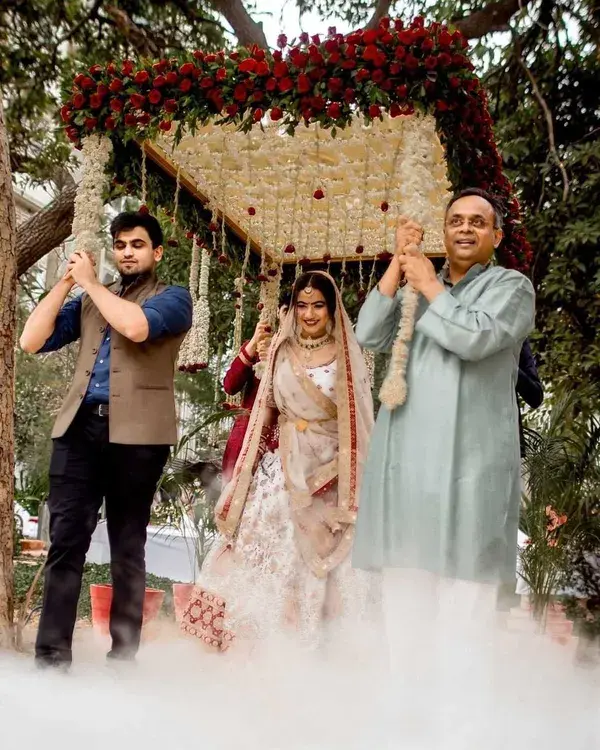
[178,245,211,370]
[156,112,450,266]
[378,114,451,410]
[72,134,112,260]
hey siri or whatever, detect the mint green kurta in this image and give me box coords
[353,264,535,585]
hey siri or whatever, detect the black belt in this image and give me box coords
[87,403,109,417]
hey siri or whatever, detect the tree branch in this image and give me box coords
[514,44,570,202]
[364,0,393,30]
[104,4,161,58]
[207,0,268,48]
[169,0,230,35]
[16,183,76,278]
[56,0,105,46]
[453,0,532,39]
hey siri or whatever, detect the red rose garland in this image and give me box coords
[61,16,531,271]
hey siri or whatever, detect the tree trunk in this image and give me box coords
[208,0,268,48]
[16,182,76,278]
[0,97,17,649]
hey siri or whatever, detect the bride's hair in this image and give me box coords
[291,273,337,317]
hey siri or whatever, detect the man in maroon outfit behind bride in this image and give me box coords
[221,294,290,485]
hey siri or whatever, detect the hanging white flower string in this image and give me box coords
[378,114,450,410]
[209,344,224,446]
[140,143,148,206]
[72,134,113,262]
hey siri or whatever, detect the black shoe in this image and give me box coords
[35,656,71,674]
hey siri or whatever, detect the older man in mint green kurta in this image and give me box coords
[353,190,535,587]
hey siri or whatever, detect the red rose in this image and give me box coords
[344,88,356,103]
[311,34,321,45]
[311,95,325,111]
[209,222,219,233]
[166,71,178,85]
[104,115,117,130]
[389,103,402,117]
[405,54,419,71]
[341,59,357,70]
[121,60,134,77]
[325,39,339,54]
[277,33,288,49]
[328,77,343,94]
[60,105,73,122]
[153,75,166,88]
[356,69,370,83]
[449,76,461,88]
[238,58,258,74]
[138,112,151,126]
[159,120,172,131]
[398,30,415,45]
[270,106,283,121]
[395,45,407,61]
[106,63,117,76]
[247,207,256,216]
[327,102,342,119]
[148,89,162,105]
[134,70,149,85]
[96,84,108,98]
[372,69,385,83]
[89,94,102,110]
[274,61,289,78]
[421,38,434,52]
[362,44,379,62]
[164,98,178,113]
[72,93,86,109]
[253,108,264,122]
[74,73,85,86]
[278,77,294,93]
[290,50,309,69]
[124,114,137,126]
[252,91,264,102]
[438,53,452,67]
[179,62,195,76]
[425,55,438,70]
[89,64,103,76]
[66,127,79,142]
[369,104,382,119]
[284,244,296,254]
[234,84,247,102]
[396,84,408,98]
[179,78,193,93]
[266,77,277,91]
[84,117,98,129]
[109,78,123,93]
[439,30,453,48]
[130,93,145,109]
[225,103,239,117]
[273,50,283,62]
[362,29,378,45]
[256,61,270,76]
[297,73,311,93]
[313,189,325,200]
[200,76,214,89]
[329,52,341,64]
[355,245,364,254]
[381,201,389,212]
[109,98,123,112]
[254,48,266,62]
[206,53,218,63]
[80,76,94,90]
[389,63,401,75]
[299,32,309,44]
[216,67,227,82]
[153,60,169,73]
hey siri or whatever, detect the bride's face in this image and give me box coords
[295,287,330,339]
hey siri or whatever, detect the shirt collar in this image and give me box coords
[441,262,490,292]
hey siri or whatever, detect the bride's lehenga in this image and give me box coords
[182,274,378,652]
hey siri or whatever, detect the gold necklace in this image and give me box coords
[294,332,333,366]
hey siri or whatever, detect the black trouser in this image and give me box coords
[35,408,170,666]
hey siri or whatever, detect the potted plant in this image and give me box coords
[519,384,600,653]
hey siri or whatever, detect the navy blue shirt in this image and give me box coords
[39,285,193,404]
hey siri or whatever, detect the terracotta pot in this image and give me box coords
[173,583,194,624]
[90,584,165,636]
[20,539,45,553]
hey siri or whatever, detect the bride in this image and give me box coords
[182,271,376,651]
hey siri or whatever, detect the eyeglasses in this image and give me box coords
[445,216,493,229]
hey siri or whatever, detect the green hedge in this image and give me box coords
[14,561,178,620]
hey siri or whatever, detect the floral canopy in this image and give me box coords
[61,16,531,404]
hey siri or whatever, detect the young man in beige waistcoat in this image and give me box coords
[20,211,192,669]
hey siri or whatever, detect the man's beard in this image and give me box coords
[118,266,152,286]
